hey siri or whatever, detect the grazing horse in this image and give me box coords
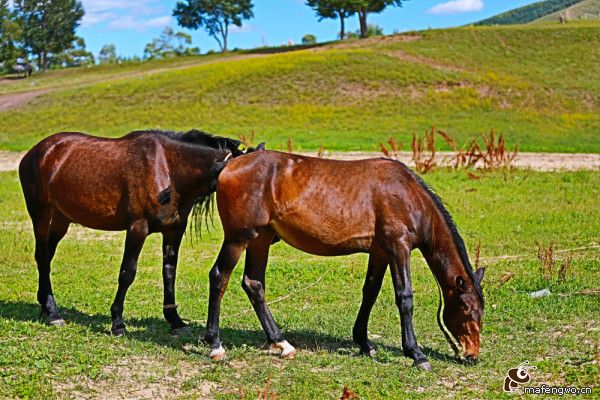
[19,129,245,335]
[205,151,485,371]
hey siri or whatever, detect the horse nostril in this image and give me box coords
[463,355,479,366]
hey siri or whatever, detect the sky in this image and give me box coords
[76,0,539,58]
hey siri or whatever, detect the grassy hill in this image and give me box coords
[535,0,600,21]
[475,0,586,25]
[1,22,599,153]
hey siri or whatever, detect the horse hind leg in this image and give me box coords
[241,230,295,359]
[33,208,69,326]
[205,240,246,361]
[353,249,388,357]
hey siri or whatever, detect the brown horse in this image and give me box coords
[19,129,247,335]
[205,151,484,371]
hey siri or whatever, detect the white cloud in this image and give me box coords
[428,0,484,15]
[80,0,166,27]
[230,24,254,34]
[109,15,172,31]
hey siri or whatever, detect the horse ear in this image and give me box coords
[455,275,467,292]
[256,142,266,151]
[474,267,485,285]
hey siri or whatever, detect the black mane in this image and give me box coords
[395,161,484,304]
[137,129,244,156]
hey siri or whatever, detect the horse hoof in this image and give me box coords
[415,361,432,372]
[48,318,65,327]
[209,345,226,361]
[112,327,127,337]
[170,325,191,337]
[276,340,296,359]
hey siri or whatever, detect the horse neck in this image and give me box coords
[419,206,470,295]
[167,142,223,195]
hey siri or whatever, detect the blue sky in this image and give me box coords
[77,0,538,57]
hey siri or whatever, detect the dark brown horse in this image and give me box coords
[19,129,246,336]
[205,151,484,371]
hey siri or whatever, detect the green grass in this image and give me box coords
[1,22,600,153]
[1,169,598,398]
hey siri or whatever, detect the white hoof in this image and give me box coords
[209,345,226,361]
[275,340,296,359]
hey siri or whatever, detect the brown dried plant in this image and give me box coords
[286,137,294,153]
[317,144,326,158]
[237,131,255,148]
[538,243,555,282]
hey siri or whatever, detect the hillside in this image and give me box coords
[475,0,585,25]
[1,22,599,153]
[535,0,600,21]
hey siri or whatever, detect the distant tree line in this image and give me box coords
[475,0,584,25]
[1,0,408,74]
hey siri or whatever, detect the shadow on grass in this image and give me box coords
[0,300,459,363]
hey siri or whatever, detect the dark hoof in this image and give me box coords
[170,325,192,337]
[415,361,432,372]
[359,347,376,357]
[111,326,127,337]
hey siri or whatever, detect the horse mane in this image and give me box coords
[138,129,244,156]
[393,160,484,304]
[131,129,242,238]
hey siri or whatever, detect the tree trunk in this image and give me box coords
[339,12,345,40]
[359,9,368,39]
[41,51,48,70]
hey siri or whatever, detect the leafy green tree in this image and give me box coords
[14,0,84,70]
[143,27,199,60]
[173,0,254,52]
[98,44,118,64]
[51,36,94,68]
[346,23,383,38]
[301,34,317,45]
[306,0,354,39]
[0,0,25,73]
[348,0,404,38]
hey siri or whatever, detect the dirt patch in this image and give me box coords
[300,151,600,171]
[0,151,25,171]
[53,356,217,400]
[0,90,49,112]
[385,50,468,74]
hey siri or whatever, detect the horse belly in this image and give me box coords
[47,166,128,230]
[272,213,374,256]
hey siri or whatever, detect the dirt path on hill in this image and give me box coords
[1,150,598,172]
[0,53,268,112]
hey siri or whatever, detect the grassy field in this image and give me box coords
[1,22,600,153]
[0,168,598,399]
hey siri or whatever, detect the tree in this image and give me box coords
[51,36,94,68]
[306,0,354,40]
[0,0,25,73]
[98,44,117,64]
[173,0,254,52]
[346,23,383,38]
[348,0,404,38]
[302,34,317,45]
[143,27,199,60]
[14,0,84,70]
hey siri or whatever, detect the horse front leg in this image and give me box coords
[110,221,148,336]
[353,249,388,356]
[242,231,295,359]
[388,242,431,371]
[161,227,189,336]
[205,241,245,360]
